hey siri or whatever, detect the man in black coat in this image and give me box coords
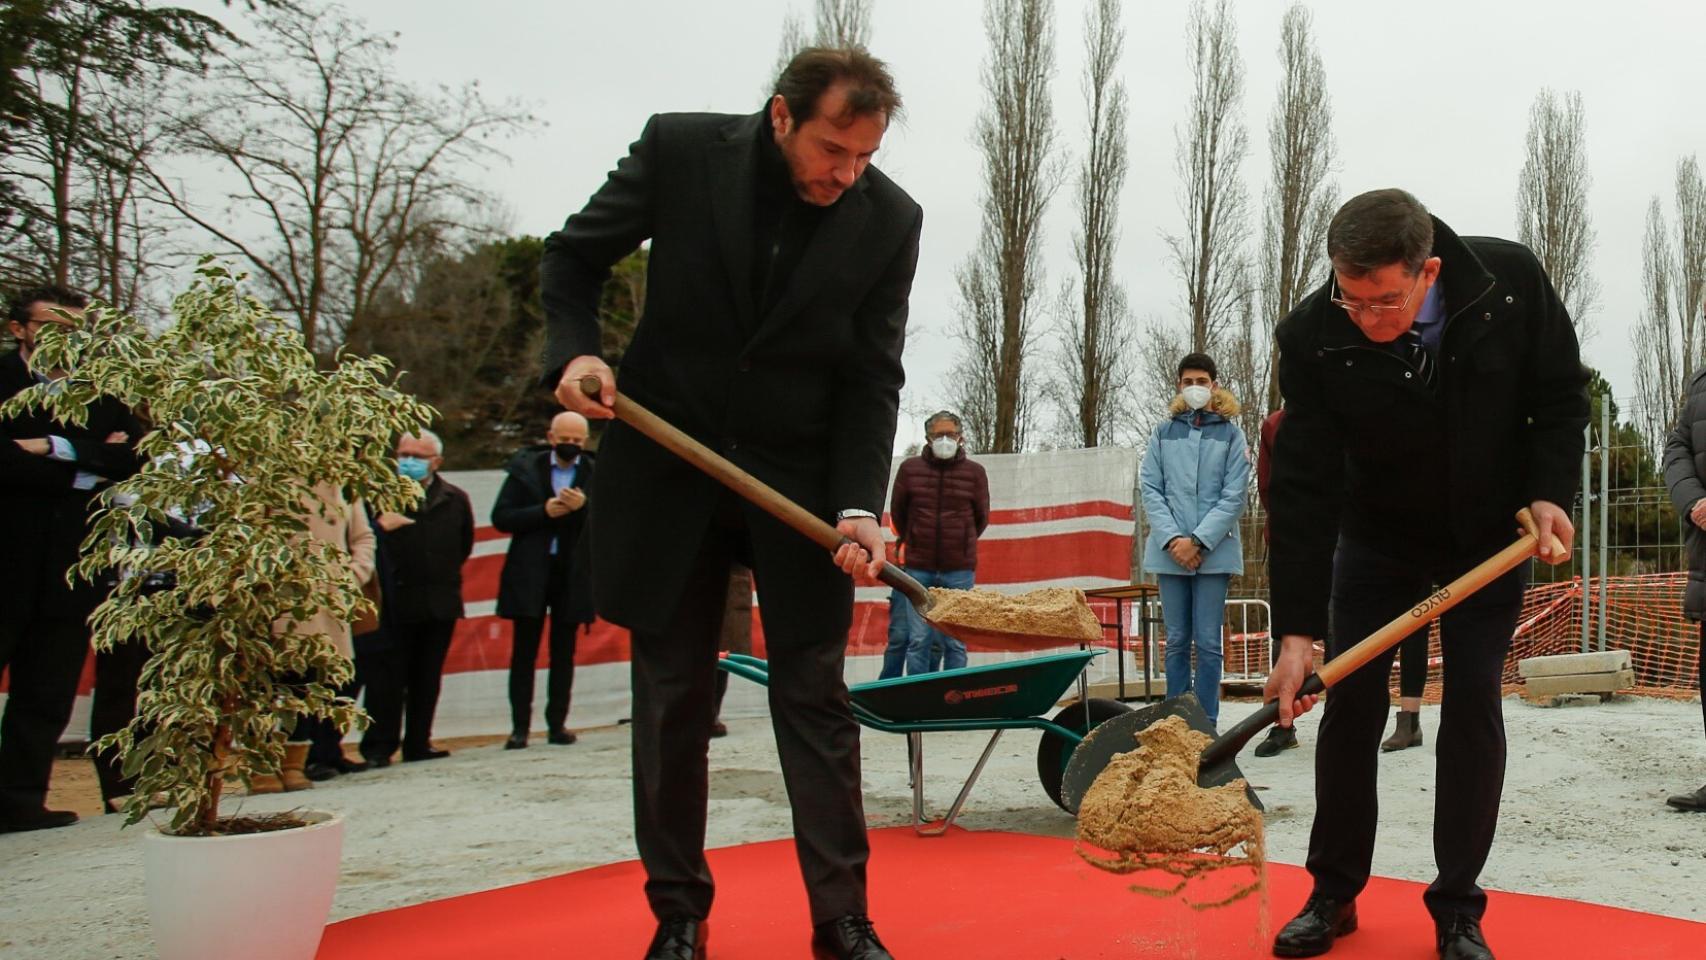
[1661,370,1706,812]
[359,429,474,765]
[1262,190,1587,960]
[0,286,142,832]
[492,412,594,749]
[541,48,919,960]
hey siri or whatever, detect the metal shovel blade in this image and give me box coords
[1059,692,1262,814]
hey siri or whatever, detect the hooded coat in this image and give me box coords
[1140,387,1251,578]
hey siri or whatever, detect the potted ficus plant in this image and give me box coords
[3,260,432,960]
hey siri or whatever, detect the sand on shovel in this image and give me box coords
[1075,714,1267,914]
[923,586,1102,643]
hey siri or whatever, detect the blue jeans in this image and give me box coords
[879,588,912,679]
[1158,573,1230,726]
[904,568,974,675]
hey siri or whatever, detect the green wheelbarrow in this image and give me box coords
[718,649,1133,836]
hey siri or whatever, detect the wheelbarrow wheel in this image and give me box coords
[1037,698,1132,812]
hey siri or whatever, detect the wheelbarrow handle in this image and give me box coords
[578,376,932,611]
[1199,509,1548,774]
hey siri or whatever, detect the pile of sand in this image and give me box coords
[924,586,1102,643]
[1075,714,1265,909]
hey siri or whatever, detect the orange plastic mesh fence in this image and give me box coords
[1095,575,1702,694]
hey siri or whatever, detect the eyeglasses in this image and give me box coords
[927,431,960,441]
[1329,272,1424,319]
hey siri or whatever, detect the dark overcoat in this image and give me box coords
[538,110,922,633]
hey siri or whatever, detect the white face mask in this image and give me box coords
[1181,384,1213,410]
[930,436,959,459]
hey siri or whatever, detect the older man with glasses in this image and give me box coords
[1262,189,1587,960]
[884,410,989,676]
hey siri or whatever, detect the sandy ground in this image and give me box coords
[4,693,1705,958]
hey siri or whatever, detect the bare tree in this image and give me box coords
[951,0,1062,454]
[1633,157,1706,447]
[769,9,809,90]
[1163,0,1252,403]
[814,0,873,47]
[0,0,246,294]
[152,4,531,356]
[1259,1,1335,413]
[1516,88,1599,341]
[1053,0,1134,448]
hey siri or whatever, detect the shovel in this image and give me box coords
[575,376,1089,650]
[1060,509,1558,814]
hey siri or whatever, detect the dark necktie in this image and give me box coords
[1399,330,1436,391]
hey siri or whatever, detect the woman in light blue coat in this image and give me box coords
[1139,352,1251,727]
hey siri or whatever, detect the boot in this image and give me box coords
[247,771,285,795]
[1380,710,1422,752]
[280,742,314,791]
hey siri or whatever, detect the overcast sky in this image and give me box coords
[226,0,1706,448]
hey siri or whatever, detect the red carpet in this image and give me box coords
[318,827,1704,959]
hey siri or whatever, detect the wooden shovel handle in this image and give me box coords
[1200,509,1550,775]
[576,377,932,609]
[1316,507,1540,688]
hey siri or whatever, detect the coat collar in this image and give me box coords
[710,110,873,345]
[1316,215,1500,353]
[1167,386,1242,419]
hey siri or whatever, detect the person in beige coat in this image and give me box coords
[251,484,376,793]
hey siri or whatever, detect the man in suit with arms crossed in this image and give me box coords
[541,48,921,960]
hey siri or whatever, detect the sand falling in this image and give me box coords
[923,586,1103,643]
[1075,714,1267,912]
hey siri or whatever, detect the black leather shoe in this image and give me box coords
[1273,896,1356,957]
[1665,784,1706,811]
[333,755,370,774]
[1254,725,1298,757]
[642,917,706,960]
[504,733,528,750]
[0,806,79,833]
[547,727,577,745]
[303,762,339,782]
[362,752,392,768]
[710,720,728,738]
[1436,915,1494,960]
[402,747,450,762]
[812,915,894,960]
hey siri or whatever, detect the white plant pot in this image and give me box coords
[142,810,344,960]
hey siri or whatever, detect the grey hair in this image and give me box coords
[403,428,443,456]
[924,410,962,434]
[1326,188,1434,278]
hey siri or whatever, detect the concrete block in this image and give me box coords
[1523,669,1635,698]
[1517,650,1631,679]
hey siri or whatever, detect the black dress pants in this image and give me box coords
[362,619,455,757]
[1307,537,1529,922]
[629,493,867,927]
[0,617,89,812]
[508,552,579,734]
[90,637,151,804]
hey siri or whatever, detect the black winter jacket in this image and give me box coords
[1663,370,1706,621]
[0,350,143,618]
[491,446,595,624]
[1268,217,1589,639]
[383,474,475,624]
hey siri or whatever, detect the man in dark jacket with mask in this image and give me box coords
[1263,189,1586,960]
[492,412,594,749]
[360,429,474,765]
[886,410,989,676]
[1662,373,1706,812]
[0,285,142,832]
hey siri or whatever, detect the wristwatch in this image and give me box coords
[836,509,877,523]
